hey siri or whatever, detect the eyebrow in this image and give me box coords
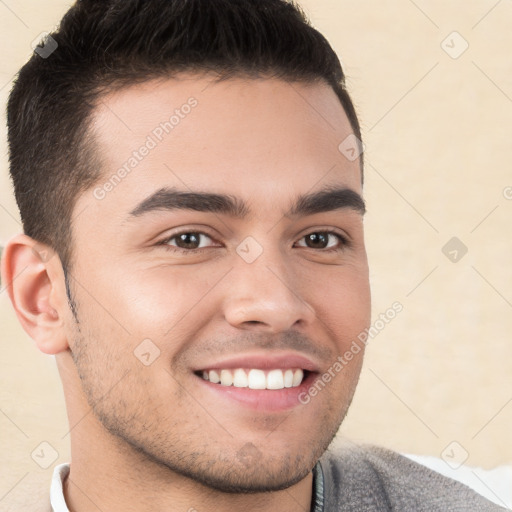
[128,185,366,219]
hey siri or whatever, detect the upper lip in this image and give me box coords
[193,352,320,373]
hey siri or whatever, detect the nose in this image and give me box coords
[222,247,315,333]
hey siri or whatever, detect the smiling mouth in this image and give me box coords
[196,368,307,390]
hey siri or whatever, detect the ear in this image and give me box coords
[1,234,70,354]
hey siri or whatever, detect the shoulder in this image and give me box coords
[318,443,507,512]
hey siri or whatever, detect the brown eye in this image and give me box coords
[173,233,202,249]
[304,233,329,249]
[161,232,216,251]
[296,231,347,251]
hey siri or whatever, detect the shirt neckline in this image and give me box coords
[311,460,325,512]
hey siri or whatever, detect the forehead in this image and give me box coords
[80,74,362,221]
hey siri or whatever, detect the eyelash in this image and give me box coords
[157,229,350,254]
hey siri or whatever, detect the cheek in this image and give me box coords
[305,264,371,345]
[88,260,220,328]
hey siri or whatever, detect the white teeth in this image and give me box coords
[203,368,305,390]
[233,368,248,387]
[220,369,233,386]
[292,369,303,387]
[209,369,220,384]
[248,369,266,389]
[267,369,284,390]
[284,369,294,388]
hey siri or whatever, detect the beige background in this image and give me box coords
[1,0,511,506]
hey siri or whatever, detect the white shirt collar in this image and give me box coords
[50,463,71,512]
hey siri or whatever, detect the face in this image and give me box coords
[65,74,371,492]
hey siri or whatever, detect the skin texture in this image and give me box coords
[2,74,371,512]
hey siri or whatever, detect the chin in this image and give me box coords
[166,452,315,494]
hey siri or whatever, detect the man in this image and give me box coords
[1,0,505,510]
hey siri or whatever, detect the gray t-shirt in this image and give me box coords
[315,444,507,511]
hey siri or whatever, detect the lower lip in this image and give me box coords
[195,372,318,412]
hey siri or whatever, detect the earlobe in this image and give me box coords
[1,234,70,354]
